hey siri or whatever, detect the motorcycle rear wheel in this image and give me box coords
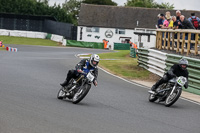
[72,84,91,104]
[165,88,182,107]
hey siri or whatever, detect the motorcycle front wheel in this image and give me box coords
[149,93,158,102]
[165,88,182,107]
[57,87,66,100]
[72,84,91,104]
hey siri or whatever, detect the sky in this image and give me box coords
[48,0,200,11]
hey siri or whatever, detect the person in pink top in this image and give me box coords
[0,40,2,47]
[163,19,169,27]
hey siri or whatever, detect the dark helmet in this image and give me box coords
[179,58,188,70]
[89,54,100,67]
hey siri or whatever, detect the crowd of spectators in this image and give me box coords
[157,10,200,49]
[157,10,200,30]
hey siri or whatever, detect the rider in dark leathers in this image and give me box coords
[150,58,189,93]
[60,54,100,87]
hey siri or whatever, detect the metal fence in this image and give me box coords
[0,13,77,40]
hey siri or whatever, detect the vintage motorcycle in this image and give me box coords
[148,76,187,107]
[57,71,95,104]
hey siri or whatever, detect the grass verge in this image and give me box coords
[0,36,60,46]
[98,50,152,80]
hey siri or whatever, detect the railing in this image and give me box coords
[156,29,200,55]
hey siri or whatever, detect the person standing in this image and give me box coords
[157,14,165,28]
[176,10,183,29]
[180,15,195,49]
[103,39,109,49]
[188,13,200,29]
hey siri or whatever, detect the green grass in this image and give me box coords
[0,36,59,46]
[0,47,5,50]
[98,50,151,80]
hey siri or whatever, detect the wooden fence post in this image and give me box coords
[181,33,185,54]
[176,32,181,53]
[187,33,191,55]
[195,33,199,55]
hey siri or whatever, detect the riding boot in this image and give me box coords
[60,80,68,87]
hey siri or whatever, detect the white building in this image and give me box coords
[77,4,161,49]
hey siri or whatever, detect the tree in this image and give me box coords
[82,0,117,6]
[62,0,81,25]
[157,2,174,10]
[0,0,73,23]
[125,0,174,9]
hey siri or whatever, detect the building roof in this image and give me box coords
[78,4,200,29]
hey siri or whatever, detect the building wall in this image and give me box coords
[77,26,156,50]
[77,26,135,50]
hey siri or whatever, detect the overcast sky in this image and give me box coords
[49,0,200,11]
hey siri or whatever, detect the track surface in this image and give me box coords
[0,45,199,133]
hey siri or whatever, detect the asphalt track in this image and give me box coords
[0,45,199,133]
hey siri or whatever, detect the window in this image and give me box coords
[86,27,99,33]
[115,29,125,34]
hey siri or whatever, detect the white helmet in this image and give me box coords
[179,58,188,70]
[89,54,100,67]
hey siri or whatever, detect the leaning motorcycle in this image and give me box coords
[148,76,187,107]
[57,71,95,104]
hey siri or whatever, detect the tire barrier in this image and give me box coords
[6,47,18,52]
[138,48,200,95]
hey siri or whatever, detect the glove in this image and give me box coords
[77,69,83,73]
[93,80,98,87]
[184,83,188,89]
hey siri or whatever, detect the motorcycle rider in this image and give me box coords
[60,54,100,88]
[149,58,189,94]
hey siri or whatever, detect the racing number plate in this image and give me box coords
[87,72,94,82]
[177,76,187,87]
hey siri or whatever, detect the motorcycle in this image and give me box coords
[148,76,187,107]
[57,71,95,104]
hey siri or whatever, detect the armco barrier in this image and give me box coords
[0,29,47,39]
[51,34,64,42]
[138,48,200,95]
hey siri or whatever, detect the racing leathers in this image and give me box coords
[60,59,98,87]
[151,64,189,91]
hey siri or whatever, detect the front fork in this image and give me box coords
[169,82,177,96]
[68,75,85,92]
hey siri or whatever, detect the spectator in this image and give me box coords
[172,16,179,29]
[176,10,183,29]
[157,14,165,28]
[162,16,173,29]
[176,10,181,21]
[180,15,195,49]
[188,12,200,29]
[180,15,195,29]
[172,16,179,47]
